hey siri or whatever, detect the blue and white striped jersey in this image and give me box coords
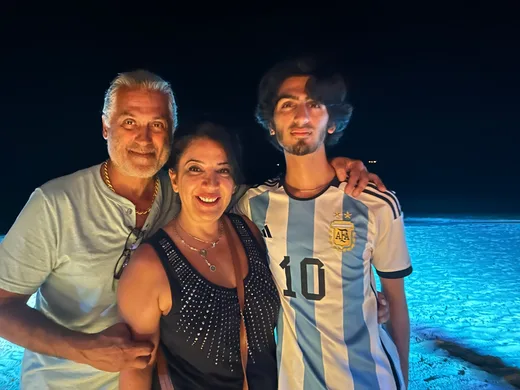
[234,177,412,390]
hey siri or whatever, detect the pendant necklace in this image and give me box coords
[173,220,223,272]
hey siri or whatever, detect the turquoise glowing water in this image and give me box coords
[1,216,519,389]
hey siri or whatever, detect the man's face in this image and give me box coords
[102,87,171,178]
[271,76,334,156]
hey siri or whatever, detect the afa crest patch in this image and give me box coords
[330,211,356,252]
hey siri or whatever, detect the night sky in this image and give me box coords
[1,5,517,233]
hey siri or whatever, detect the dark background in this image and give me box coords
[1,4,518,233]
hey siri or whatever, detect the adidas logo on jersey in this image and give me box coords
[261,225,272,238]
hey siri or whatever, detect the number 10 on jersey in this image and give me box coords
[279,256,326,301]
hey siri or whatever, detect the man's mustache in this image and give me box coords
[128,146,156,154]
[289,124,313,130]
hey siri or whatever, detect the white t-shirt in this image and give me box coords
[0,163,178,390]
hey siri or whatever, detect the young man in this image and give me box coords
[235,58,412,389]
[0,69,384,389]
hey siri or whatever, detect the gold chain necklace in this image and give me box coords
[102,160,159,215]
[172,220,223,272]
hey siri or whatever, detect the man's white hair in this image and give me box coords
[102,69,178,133]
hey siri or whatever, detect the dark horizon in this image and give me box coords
[1,6,518,233]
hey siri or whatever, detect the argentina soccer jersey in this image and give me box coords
[234,177,412,389]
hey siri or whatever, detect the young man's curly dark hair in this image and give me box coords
[255,57,353,151]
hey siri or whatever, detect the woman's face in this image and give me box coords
[170,137,235,224]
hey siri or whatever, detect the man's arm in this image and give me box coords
[0,289,152,372]
[0,189,152,372]
[0,289,87,361]
[371,193,412,387]
[231,155,386,210]
[118,244,166,389]
[329,157,387,196]
[380,277,409,387]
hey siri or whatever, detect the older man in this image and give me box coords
[0,69,385,389]
[0,70,179,389]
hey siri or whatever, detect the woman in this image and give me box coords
[117,122,280,389]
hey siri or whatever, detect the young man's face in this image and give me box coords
[271,76,335,156]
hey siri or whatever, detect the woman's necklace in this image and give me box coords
[172,220,223,272]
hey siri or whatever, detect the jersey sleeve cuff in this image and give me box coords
[376,266,413,279]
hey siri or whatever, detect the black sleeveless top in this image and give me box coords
[146,213,280,390]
